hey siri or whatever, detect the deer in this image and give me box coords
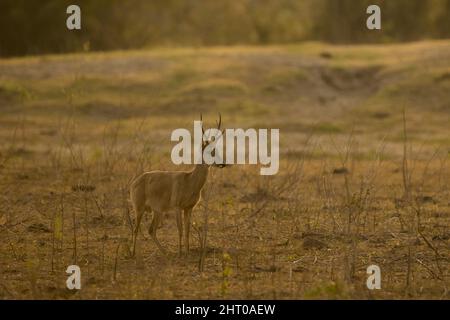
[130,114,225,257]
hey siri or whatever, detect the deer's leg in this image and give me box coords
[131,196,146,257]
[183,208,193,253]
[149,211,167,255]
[175,209,183,256]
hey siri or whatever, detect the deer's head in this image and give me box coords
[200,113,226,168]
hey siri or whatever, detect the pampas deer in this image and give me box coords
[130,114,225,256]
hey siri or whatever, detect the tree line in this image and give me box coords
[0,0,449,57]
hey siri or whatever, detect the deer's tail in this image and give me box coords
[130,174,146,227]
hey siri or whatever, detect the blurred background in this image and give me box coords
[1,0,450,57]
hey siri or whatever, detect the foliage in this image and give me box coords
[1,0,449,56]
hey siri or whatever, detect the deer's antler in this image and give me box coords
[216,112,221,130]
[199,113,205,136]
[216,112,225,135]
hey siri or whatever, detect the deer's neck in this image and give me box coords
[188,164,210,192]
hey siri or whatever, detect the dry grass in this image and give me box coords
[0,40,449,299]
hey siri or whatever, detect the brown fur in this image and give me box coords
[130,164,210,256]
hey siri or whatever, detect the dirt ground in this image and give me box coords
[0,41,449,299]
